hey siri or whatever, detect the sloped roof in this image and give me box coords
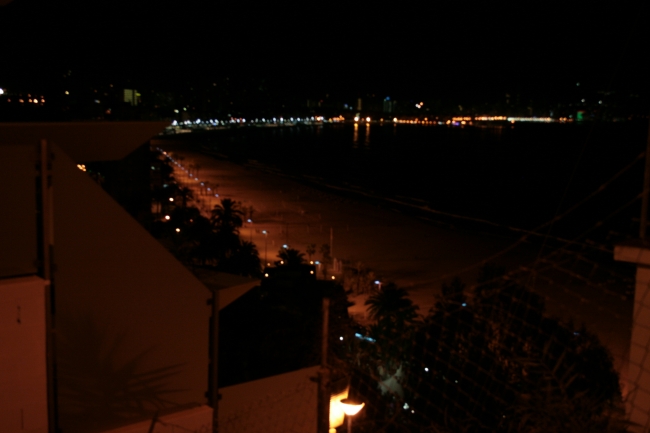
[0,121,169,162]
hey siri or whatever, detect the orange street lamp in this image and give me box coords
[262,230,268,264]
[340,398,364,433]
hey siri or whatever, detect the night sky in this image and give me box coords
[1,0,649,103]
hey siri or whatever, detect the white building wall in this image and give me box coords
[614,243,650,432]
[0,276,49,433]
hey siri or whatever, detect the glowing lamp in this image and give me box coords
[340,398,365,433]
[340,398,364,416]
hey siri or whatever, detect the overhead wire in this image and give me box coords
[435,150,644,283]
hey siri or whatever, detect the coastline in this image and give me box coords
[154,139,633,377]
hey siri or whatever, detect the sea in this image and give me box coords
[169,120,649,246]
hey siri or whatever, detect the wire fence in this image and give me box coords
[333,147,650,432]
[155,139,650,432]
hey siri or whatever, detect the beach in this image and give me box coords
[154,140,633,377]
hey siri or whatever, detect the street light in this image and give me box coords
[262,230,268,264]
[340,398,364,433]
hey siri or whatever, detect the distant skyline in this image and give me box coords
[1,0,649,106]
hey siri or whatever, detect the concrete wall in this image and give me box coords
[0,276,48,433]
[52,144,212,432]
[614,243,650,432]
[0,144,38,278]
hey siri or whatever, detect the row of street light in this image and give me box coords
[157,148,369,430]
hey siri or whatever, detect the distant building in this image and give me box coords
[383,97,393,113]
[356,98,362,111]
[123,88,140,106]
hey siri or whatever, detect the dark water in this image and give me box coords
[189,121,648,241]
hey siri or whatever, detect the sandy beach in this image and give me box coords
[154,140,633,377]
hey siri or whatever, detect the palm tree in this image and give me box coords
[319,243,332,278]
[210,198,244,234]
[306,244,316,261]
[225,240,262,277]
[241,205,255,222]
[176,187,194,210]
[277,248,306,266]
[365,283,418,324]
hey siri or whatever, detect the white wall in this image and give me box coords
[0,276,48,433]
[101,406,212,433]
[52,144,212,432]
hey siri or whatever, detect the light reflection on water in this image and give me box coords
[364,122,370,147]
[207,121,646,231]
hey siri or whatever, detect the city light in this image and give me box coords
[0,88,4,95]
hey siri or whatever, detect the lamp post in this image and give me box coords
[339,398,364,433]
[262,230,268,265]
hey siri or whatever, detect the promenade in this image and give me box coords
[155,141,632,377]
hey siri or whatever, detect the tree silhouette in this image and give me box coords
[211,198,244,234]
[306,244,316,261]
[221,240,262,277]
[277,248,306,266]
[365,283,418,325]
[349,267,626,432]
[319,243,332,278]
[176,186,194,210]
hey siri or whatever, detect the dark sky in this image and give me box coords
[1,0,649,102]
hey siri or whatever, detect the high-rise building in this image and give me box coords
[383,97,393,113]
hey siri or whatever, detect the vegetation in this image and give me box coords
[343,261,377,295]
[319,243,332,278]
[277,247,306,266]
[306,243,316,261]
[146,149,625,431]
[346,267,626,433]
[149,150,262,277]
